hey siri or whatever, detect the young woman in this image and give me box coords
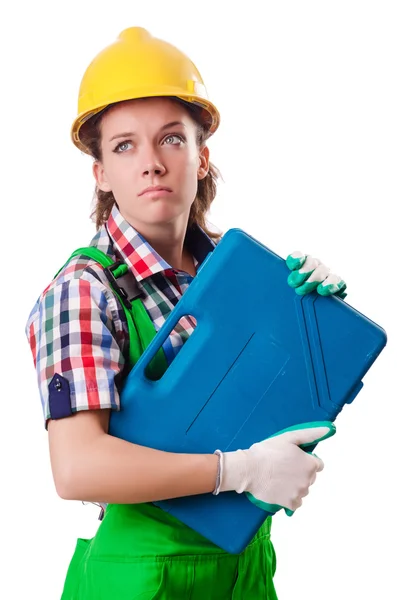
[26,26,346,600]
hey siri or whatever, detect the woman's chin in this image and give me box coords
[146,204,189,224]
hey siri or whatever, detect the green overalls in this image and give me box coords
[57,248,278,599]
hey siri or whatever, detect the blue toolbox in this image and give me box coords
[110,228,387,553]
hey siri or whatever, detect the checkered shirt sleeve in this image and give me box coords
[26,273,126,425]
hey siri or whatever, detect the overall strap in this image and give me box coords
[54,247,168,377]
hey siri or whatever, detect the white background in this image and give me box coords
[1,1,396,598]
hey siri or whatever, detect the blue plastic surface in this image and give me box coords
[109,228,387,554]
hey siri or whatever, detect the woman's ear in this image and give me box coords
[197,145,210,180]
[93,161,112,192]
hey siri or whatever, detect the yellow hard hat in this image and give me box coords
[71,27,220,153]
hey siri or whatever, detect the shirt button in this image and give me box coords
[55,378,62,392]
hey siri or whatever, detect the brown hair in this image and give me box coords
[79,98,223,242]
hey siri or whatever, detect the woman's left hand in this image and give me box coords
[286,251,347,298]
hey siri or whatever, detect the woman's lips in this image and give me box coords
[139,185,172,198]
[140,188,172,199]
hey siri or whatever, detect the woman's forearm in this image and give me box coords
[55,430,219,504]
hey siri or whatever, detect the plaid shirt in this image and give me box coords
[26,205,216,426]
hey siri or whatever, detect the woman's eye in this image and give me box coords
[115,141,132,153]
[163,134,184,145]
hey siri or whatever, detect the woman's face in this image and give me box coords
[93,97,209,231]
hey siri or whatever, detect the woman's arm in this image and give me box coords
[49,409,218,503]
[27,276,217,504]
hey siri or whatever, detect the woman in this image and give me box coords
[25,27,346,599]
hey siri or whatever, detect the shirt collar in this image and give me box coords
[105,204,216,282]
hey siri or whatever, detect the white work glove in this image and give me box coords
[286,252,347,299]
[214,422,335,515]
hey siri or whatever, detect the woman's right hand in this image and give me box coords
[215,422,335,514]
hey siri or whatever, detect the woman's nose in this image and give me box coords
[142,161,166,177]
[140,143,166,177]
